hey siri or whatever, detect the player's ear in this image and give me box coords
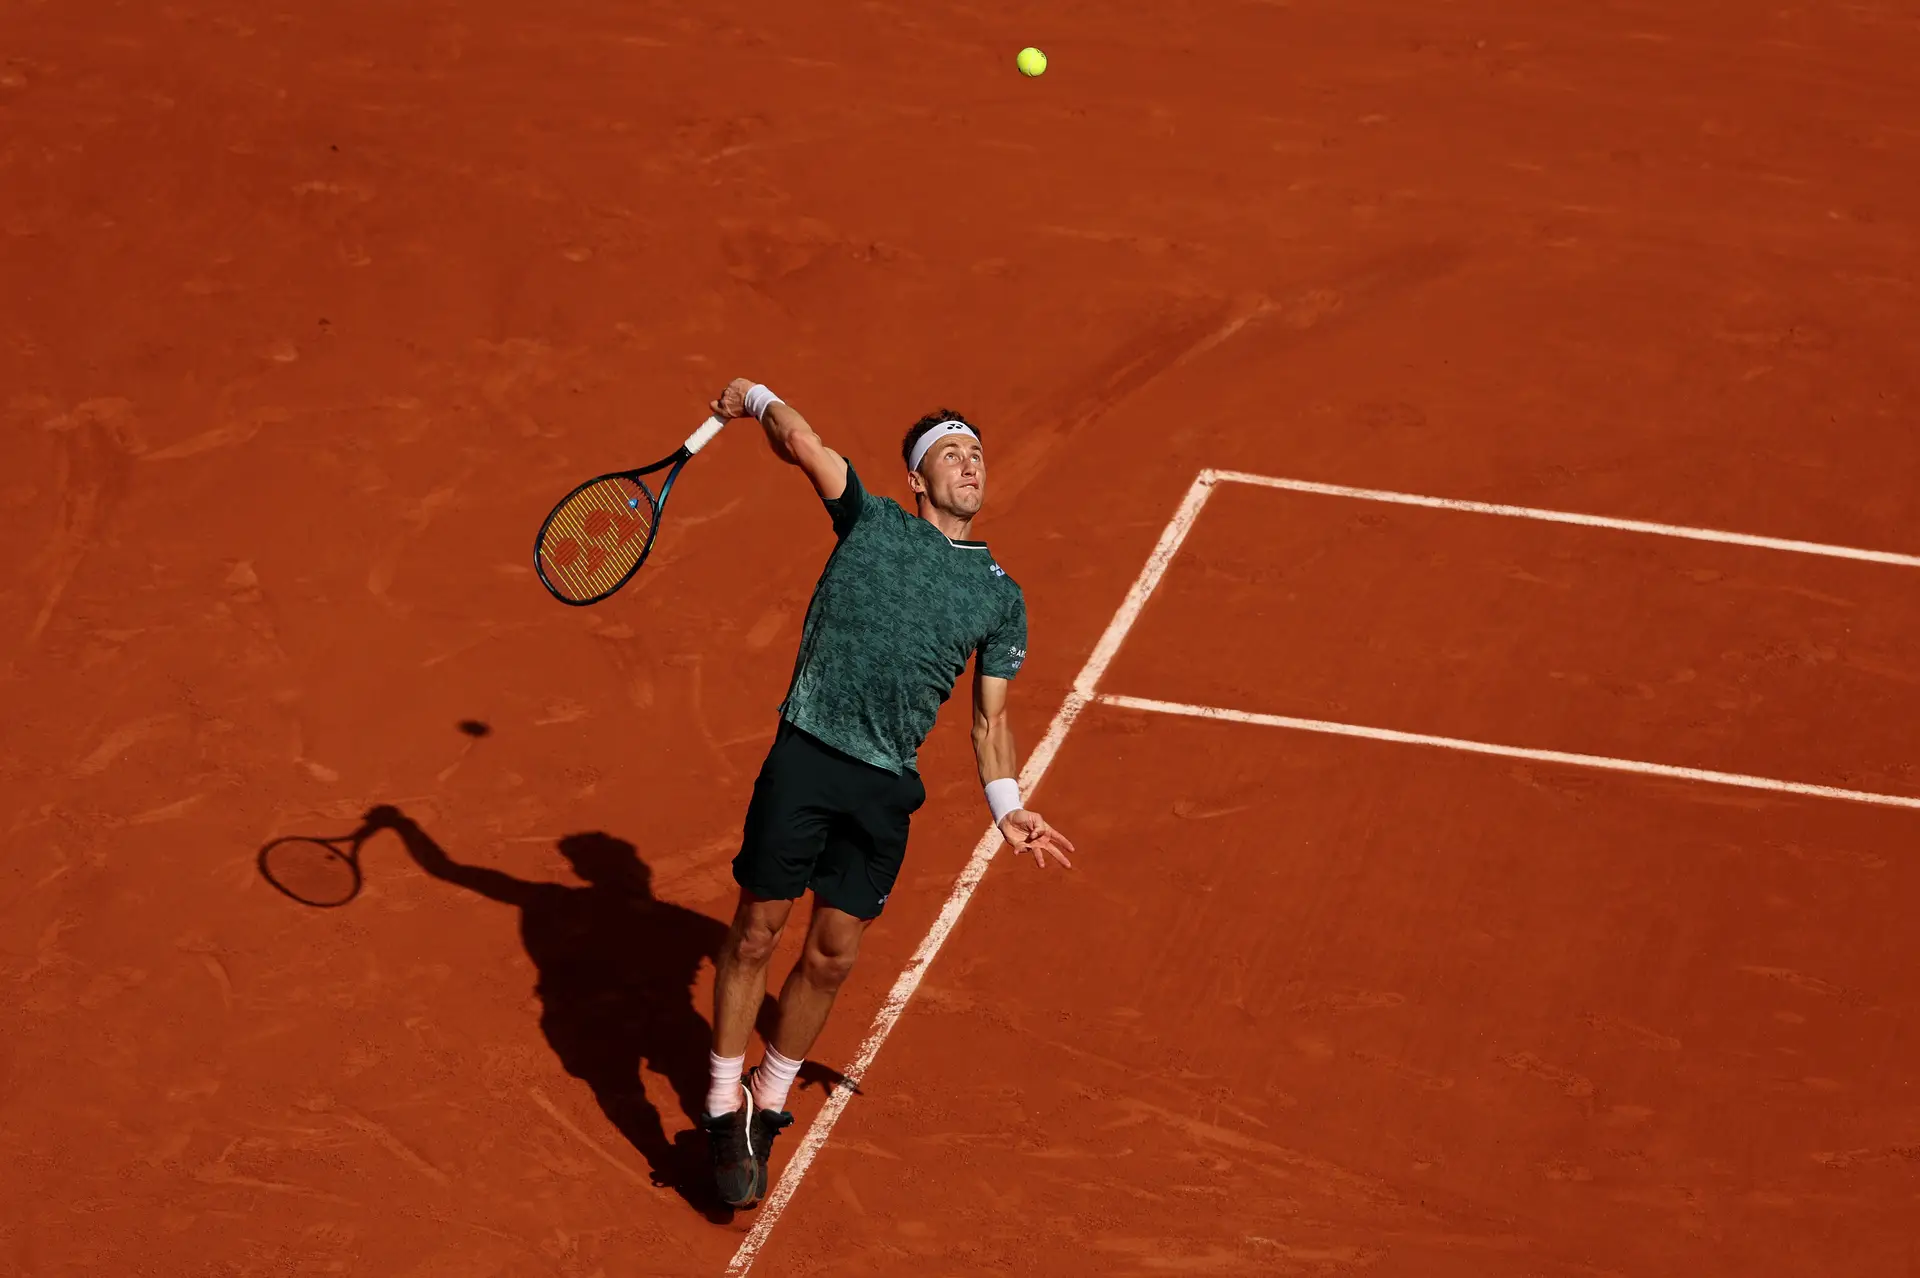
[906,467,926,494]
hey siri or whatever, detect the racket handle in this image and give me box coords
[683,414,728,455]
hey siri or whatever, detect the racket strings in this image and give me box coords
[539,477,657,602]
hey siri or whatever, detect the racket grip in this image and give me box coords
[683,414,728,455]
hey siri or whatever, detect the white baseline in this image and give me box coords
[724,466,1918,1274]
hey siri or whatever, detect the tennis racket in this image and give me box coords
[534,414,730,605]
[259,826,372,908]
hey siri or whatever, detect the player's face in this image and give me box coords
[914,436,987,516]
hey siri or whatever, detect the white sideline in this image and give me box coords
[723,474,1221,1274]
[725,466,1919,1273]
[1209,470,1920,568]
[1101,694,1920,811]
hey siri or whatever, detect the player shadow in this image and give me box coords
[356,804,847,1220]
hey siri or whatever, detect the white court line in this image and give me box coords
[1209,470,1920,568]
[724,474,1221,1275]
[726,464,1920,1273]
[1101,694,1920,812]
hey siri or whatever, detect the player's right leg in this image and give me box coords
[704,889,795,1207]
[706,720,830,1206]
[712,892,796,1064]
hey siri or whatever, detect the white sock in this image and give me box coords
[706,1051,746,1117]
[751,1046,805,1113]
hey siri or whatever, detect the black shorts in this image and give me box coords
[732,720,927,920]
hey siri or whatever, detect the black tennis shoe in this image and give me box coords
[702,1105,758,1208]
[746,1068,796,1201]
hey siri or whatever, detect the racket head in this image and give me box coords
[259,834,363,908]
[534,470,668,605]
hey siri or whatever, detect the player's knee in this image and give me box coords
[728,919,782,968]
[800,943,858,992]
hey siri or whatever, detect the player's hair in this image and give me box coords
[901,409,982,468]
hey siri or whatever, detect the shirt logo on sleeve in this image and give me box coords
[988,562,1007,578]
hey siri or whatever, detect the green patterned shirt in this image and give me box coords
[779,462,1028,775]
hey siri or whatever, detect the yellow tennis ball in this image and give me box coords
[1016,46,1047,77]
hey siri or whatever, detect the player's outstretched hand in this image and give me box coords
[709,377,754,421]
[362,804,407,830]
[999,809,1075,869]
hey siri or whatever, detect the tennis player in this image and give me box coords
[698,378,1075,1208]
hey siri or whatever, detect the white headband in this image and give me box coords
[908,420,979,472]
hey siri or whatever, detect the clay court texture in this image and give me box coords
[5,1,1920,1275]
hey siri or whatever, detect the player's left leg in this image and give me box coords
[768,901,871,1064]
[740,901,868,1197]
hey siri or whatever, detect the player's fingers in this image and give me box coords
[1026,819,1071,853]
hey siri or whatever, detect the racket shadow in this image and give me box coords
[258,828,372,907]
[350,805,851,1221]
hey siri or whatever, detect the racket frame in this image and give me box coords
[533,415,728,606]
[258,832,365,908]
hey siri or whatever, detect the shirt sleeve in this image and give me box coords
[979,590,1029,680]
[821,461,871,538]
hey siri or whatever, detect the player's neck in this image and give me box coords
[914,497,977,543]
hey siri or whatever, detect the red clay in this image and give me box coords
[4,0,1919,1274]
[761,711,1920,1276]
[1118,483,1920,794]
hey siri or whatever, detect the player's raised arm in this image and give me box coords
[971,667,1075,869]
[712,377,847,502]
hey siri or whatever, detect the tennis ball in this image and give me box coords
[1017,46,1047,77]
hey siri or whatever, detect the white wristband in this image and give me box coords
[984,778,1023,824]
[743,383,782,421]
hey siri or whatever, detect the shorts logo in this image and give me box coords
[1006,645,1026,671]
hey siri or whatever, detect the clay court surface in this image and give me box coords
[6,1,1920,1274]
